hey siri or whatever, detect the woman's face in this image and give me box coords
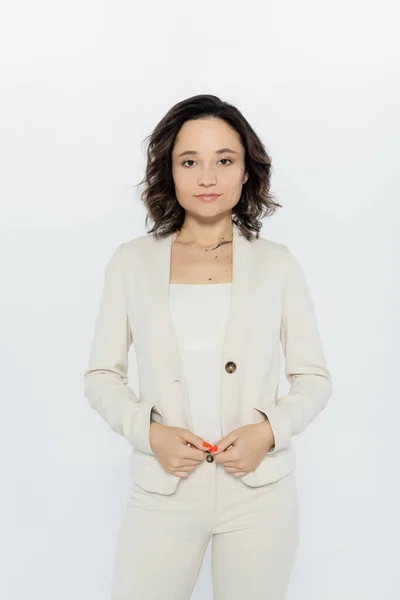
[171,117,248,219]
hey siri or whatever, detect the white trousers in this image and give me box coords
[111,457,299,600]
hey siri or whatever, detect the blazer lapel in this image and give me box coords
[147,221,255,433]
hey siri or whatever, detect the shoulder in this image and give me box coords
[252,236,304,285]
[122,232,155,253]
[100,234,154,277]
[253,234,292,263]
[113,232,157,263]
[254,235,287,252]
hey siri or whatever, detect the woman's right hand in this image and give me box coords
[149,422,211,478]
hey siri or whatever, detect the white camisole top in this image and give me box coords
[169,282,232,446]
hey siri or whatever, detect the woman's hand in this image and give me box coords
[211,421,275,477]
[149,422,211,478]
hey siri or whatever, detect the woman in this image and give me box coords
[83,94,332,600]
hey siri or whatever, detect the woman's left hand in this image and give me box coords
[211,422,275,477]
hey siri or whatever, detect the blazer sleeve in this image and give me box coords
[260,245,333,454]
[83,242,157,455]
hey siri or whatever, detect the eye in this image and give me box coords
[182,158,233,167]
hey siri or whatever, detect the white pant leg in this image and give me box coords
[211,471,299,600]
[110,460,215,600]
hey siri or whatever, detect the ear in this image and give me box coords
[243,172,249,184]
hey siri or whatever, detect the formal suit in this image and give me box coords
[84,220,332,492]
[83,221,332,599]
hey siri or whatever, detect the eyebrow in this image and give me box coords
[176,148,239,158]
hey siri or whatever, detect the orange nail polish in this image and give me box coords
[203,442,213,449]
[210,445,218,452]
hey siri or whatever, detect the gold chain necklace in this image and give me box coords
[193,224,233,251]
[197,225,233,282]
[173,224,233,283]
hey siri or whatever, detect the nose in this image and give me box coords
[198,167,217,186]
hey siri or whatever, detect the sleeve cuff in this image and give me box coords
[254,403,292,454]
[125,401,156,456]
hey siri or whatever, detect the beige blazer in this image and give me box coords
[83,221,332,495]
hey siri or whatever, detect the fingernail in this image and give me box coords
[210,445,218,452]
[203,442,213,449]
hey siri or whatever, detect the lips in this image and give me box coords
[196,194,221,202]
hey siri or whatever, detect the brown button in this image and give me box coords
[206,453,214,463]
[225,361,237,373]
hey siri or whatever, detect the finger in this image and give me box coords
[213,449,236,463]
[183,431,212,452]
[173,467,197,477]
[224,467,247,477]
[186,442,207,455]
[182,443,206,461]
[179,457,203,465]
[172,464,196,472]
[211,441,236,455]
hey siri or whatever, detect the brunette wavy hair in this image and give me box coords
[137,94,281,241]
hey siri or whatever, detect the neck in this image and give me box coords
[176,216,233,248]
